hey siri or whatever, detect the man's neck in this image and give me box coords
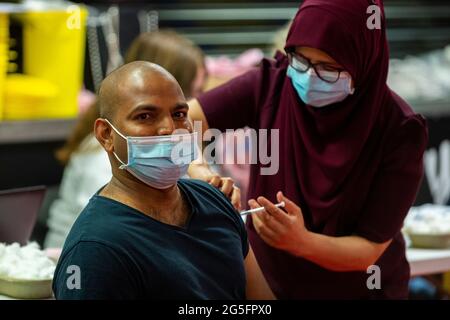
[100,173,189,227]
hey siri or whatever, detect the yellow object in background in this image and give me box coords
[0,13,8,121]
[444,272,450,295]
[3,74,58,119]
[5,7,88,120]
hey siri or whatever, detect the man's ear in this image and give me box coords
[94,118,114,152]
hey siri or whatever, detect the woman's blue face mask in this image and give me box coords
[287,65,355,107]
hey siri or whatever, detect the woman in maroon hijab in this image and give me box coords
[188,0,428,299]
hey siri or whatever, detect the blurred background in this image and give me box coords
[0,0,449,299]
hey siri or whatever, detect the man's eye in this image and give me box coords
[173,111,187,119]
[137,113,151,120]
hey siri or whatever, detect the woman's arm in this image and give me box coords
[292,233,391,272]
[186,98,212,180]
[249,192,391,272]
[188,98,210,134]
[187,98,242,210]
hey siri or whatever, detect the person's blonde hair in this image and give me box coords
[125,30,205,97]
[56,29,205,165]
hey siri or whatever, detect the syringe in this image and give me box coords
[240,201,285,216]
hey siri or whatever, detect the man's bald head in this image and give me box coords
[98,61,184,121]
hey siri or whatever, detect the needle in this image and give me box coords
[240,201,285,216]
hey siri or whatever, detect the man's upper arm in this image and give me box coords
[53,241,138,300]
[244,247,275,300]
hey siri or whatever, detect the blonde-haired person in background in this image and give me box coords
[45,30,210,248]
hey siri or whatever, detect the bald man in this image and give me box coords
[52,61,273,300]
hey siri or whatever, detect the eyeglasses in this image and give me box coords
[287,51,345,83]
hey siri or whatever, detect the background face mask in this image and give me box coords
[105,119,198,189]
[287,65,355,107]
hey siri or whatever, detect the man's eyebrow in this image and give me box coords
[173,102,189,110]
[130,104,159,114]
[128,102,189,117]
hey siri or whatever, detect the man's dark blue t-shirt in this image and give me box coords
[53,179,249,299]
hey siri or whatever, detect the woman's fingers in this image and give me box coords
[248,198,261,209]
[249,198,286,240]
[248,198,266,223]
[208,175,221,188]
[251,210,264,232]
[230,186,241,211]
[277,191,301,216]
[258,229,278,247]
[208,175,239,210]
[208,175,241,211]
[220,177,234,196]
[258,223,278,241]
[262,212,287,235]
[249,199,267,234]
[257,196,290,225]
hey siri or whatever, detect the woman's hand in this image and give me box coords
[188,163,242,211]
[249,191,310,256]
[250,192,393,271]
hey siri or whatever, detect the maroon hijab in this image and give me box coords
[275,0,390,228]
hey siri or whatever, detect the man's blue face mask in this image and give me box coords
[104,119,198,189]
[287,65,355,107]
